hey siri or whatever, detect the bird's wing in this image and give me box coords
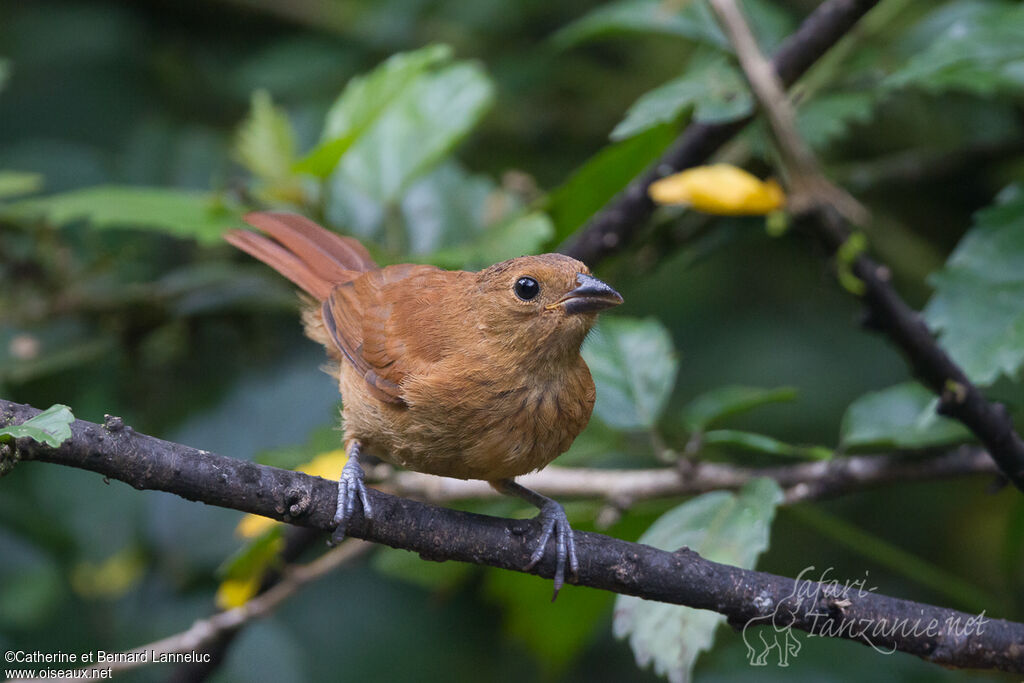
[323,264,470,405]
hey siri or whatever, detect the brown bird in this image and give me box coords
[225,211,623,594]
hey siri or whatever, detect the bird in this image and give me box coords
[225,211,623,595]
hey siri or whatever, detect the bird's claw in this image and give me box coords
[330,449,372,545]
[524,500,579,600]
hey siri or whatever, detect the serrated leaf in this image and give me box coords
[840,382,973,451]
[0,404,74,447]
[7,186,244,245]
[612,57,753,140]
[554,0,792,54]
[234,90,297,184]
[614,478,783,683]
[681,385,797,432]
[795,91,876,150]
[885,2,1024,96]
[546,123,676,245]
[924,184,1024,385]
[0,171,43,199]
[703,429,832,460]
[582,316,677,430]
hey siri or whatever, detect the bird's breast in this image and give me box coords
[341,356,596,481]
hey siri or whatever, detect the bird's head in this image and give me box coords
[474,253,623,364]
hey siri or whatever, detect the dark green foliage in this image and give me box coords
[1,0,1023,681]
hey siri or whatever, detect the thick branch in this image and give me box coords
[3,399,1021,672]
[561,0,880,265]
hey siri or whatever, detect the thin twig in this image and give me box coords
[30,541,372,682]
[383,447,997,507]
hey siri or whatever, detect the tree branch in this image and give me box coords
[561,0,880,265]
[708,0,1024,494]
[386,447,997,507]
[3,399,1021,672]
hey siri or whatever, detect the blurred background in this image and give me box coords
[1,0,1022,681]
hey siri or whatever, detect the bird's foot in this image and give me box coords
[330,442,373,545]
[525,499,579,600]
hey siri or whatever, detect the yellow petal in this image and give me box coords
[297,448,348,480]
[236,513,280,539]
[216,575,262,610]
[649,164,786,215]
[233,449,348,538]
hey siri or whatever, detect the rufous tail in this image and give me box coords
[225,212,376,300]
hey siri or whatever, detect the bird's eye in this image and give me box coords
[514,276,540,301]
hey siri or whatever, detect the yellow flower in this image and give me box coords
[648,164,785,215]
[216,575,262,610]
[234,449,349,538]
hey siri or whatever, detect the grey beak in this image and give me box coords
[559,273,624,314]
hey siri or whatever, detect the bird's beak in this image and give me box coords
[548,273,624,314]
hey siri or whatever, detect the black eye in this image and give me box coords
[514,276,540,301]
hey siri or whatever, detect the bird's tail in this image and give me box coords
[225,211,376,300]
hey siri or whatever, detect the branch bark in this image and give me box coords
[561,0,880,265]
[3,399,1021,673]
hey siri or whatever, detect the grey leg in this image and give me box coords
[492,478,579,599]
[330,441,373,545]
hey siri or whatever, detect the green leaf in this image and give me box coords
[299,44,494,212]
[546,123,676,245]
[611,57,753,140]
[429,212,554,270]
[332,62,494,203]
[924,184,1024,385]
[297,44,453,176]
[0,404,74,448]
[373,547,473,592]
[484,568,614,675]
[0,170,43,199]
[217,526,284,582]
[400,161,512,255]
[234,90,297,184]
[582,316,677,430]
[0,58,8,93]
[840,382,972,451]
[614,478,783,683]
[681,385,798,432]
[885,2,1024,96]
[554,0,793,54]
[795,91,876,150]
[554,0,727,50]
[7,186,245,245]
[704,429,832,460]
